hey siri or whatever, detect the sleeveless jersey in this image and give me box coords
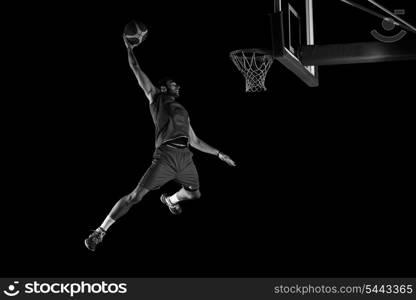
[149,92,190,149]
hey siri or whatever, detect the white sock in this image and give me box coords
[100,216,115,231]
[169,193,180,205]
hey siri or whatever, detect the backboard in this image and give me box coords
[231,0,416,90]
[269,0,319,87]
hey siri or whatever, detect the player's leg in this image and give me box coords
[84,186,150,252]
[167,186,201,203]
[161,149,200,214]
[85,149,175,251]
[106,186,150,226]
[160,186,201,215]
[171,187,201,202]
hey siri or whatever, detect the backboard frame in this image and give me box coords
[270,0,319,87]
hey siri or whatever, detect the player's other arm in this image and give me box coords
[123,35,157,103]
[188,124,236,167]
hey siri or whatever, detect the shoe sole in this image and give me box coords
[84,239,95,252]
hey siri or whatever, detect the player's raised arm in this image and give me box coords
[123,35,157,103]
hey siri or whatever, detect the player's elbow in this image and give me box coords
[144,86,156,99]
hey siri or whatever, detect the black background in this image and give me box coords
[3,0,415,277]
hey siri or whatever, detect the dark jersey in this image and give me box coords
[149,92,190,149]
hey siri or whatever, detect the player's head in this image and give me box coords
[157,77,180,97]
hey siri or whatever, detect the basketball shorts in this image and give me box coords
[138,144,200,191]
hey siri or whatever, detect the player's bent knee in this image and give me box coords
[189,189,201,199]
[127,187,150,205]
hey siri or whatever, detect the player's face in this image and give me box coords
[167,81,180,97]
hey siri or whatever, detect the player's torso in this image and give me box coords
[150,94,190,144]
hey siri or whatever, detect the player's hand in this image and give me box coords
[122,34,136,50]
[218,152,236,167]
[122,34,131,49]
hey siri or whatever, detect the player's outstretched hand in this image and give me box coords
[122,34,131,49]
[218,152,236,167]
[122,34,137,50]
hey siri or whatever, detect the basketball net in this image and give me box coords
[230,49,274,92]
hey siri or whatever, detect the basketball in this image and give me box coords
[124,20,148,46]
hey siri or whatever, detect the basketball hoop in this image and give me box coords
[230,49,274,92]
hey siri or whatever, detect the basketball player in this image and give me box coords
[84,33,236,251]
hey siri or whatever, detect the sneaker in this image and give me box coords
[84,227,106,251]
[160,193,182,215]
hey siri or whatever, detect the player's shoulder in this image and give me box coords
[149,88,162,104]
